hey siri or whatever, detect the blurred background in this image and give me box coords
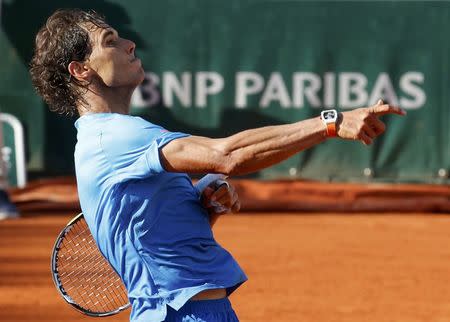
[0,1,449,322]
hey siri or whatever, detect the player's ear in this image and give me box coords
[68,61,93,83]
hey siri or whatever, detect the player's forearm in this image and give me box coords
[219,117,327,175]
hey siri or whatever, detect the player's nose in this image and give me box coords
[125,39,136,55]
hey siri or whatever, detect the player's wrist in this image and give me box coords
[317,116,329,138]
[320,109,339,138]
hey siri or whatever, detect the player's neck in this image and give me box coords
[78,84,133,116]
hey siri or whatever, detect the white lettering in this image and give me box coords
[235,72,265,108]
[163,72,191,107]
[292,72,321,108]
[323,72,335,108]
[131,73,160,108]
[339,72,368,108]
[400,72,425,109]
[369,72,399,106]
[195,72,224,108]
[131,70,426,111]
[260,72,291,108]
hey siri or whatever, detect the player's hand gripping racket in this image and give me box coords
[51,174,227,317]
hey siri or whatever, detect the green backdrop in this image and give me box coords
[0,0,448,184]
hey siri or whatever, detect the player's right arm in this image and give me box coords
[160,101,406,176]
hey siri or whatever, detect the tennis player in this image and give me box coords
[30,9,406,322]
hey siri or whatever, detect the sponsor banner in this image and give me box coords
[132,71,426,110]
[0,1,448,182]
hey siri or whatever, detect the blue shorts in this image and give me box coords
[165,298,239,322]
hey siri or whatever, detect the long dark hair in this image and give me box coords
[30,9,107,115]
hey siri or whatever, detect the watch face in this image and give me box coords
[323,110,336,120]
[321,110,338,122]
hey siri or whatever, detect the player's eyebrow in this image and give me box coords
[100,28,117,43]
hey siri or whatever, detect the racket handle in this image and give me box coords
[195,174,230,213]
[194,173,228,194]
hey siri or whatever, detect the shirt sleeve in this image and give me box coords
[99,116,190,183]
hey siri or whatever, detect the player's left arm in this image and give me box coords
[200,179,240,227]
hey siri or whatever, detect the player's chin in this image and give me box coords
[134,66,145,85]
[126,69,145,88]
[138,68,145,83]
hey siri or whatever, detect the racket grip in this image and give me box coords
[209,179,231,213]
[194,173,228,194]
[195,174,230,214]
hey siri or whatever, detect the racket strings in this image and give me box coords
[55,218,129,313]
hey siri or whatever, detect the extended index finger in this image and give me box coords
[371,104,407,116]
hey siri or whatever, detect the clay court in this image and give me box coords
[0,2,448,322]
[2,209,450,322]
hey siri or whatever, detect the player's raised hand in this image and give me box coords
[336,99,407,145]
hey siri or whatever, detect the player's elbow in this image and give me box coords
[219,158,239,176]
[209,150,236,175]
[215,148,248,176]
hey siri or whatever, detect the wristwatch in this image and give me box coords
[320,109,338,137]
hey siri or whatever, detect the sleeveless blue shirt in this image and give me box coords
[74,113,247,322]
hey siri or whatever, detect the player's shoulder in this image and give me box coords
[76,113,160,131]
[108,114,159,128]
[100,114,169,148]
[100,114,165,136]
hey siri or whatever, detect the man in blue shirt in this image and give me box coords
[30,9,405,322]
[73,113,246,321]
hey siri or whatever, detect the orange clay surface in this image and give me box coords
[2,212,450,322]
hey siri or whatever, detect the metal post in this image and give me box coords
[0,115,6,189]
[0,1,5,189]
[0,113,27,188]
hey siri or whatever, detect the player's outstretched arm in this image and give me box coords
[160,100,406,176]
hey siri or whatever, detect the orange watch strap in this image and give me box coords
[326,123,336,137]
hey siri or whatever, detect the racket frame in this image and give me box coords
[50,213,131,317]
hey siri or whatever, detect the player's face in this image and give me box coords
[86,24,145,89]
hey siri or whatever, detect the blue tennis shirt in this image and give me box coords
[74,113,247,322]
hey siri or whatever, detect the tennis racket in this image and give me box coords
[51,173,227,317]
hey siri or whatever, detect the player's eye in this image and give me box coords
[105,38,116,46]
